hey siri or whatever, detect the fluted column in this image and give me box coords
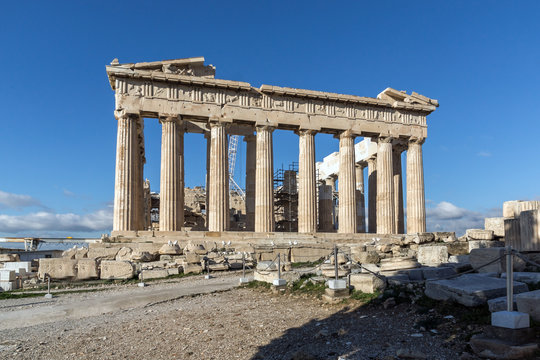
[356,162,367,233]
[244,134,256,231]
[159,115,184,231]
[367,156,377,233]
[298,130,317,233]
[406,138,426,233]
[318,180,333,232]
[338,131,356,233]
[327,175,337,229]
[113,111,139,232]
[208,122,229,232]
[205,132,210,228]
[134,119,146,230]
[255,126,275,232]
[376,136,395,234]
[393,146,405,234]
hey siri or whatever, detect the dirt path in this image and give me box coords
[0,277,477,360]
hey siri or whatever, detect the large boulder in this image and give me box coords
[0,254,19,262]
[516,290,540,322]
[349,273,386,294]
[425,274,528,307]
[469,248,525,273]
[115,247,133,261]
[417,245,448,266]
[159,241,182,255]
[131,250,155,262]
[484,217,505,237]
[183,241,206,255]
[466,229,494,240]
[38,258,77,279]
[76,259,99,280]
[379,257,419,271]
[100,260,135,280]
[87,246,120,260]
[291,246,331,262]
[352,251,380,264]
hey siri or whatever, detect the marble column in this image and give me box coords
[255,126,275,232]
[406,137,426,233]
[159,115,184,231]
[356,162,367,233]
[318,180,333,232]
[113,111,139,232]
[367,156,377,233]
[298,130,317,233]
[244,134,256,231]
[376,136,396,234]
[134,120,146,230]
[208,122,229,232]
[327,175,337,229]
[205,132,210,228]
[338,131,356,234]
[393,146,405,234]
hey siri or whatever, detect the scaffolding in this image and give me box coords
[273,162,298,232]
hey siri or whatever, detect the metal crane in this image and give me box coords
[227,135,246,201]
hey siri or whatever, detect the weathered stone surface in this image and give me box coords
[62,247,88,259]
[468,240,505,252]
[519,209,540,251]
[3,261,32,273]
[421,267,456,280]
[115,247,133,261]
[503,200,521,218]
[141,269,169,280]
[448,255,470,264]
[38,259,77,279]
[182,263,203,274]
[379,257,419,271]
[470,248,506,273]
[466,229,494,240]
[501,272,540,285]
[425,274,528,307]
[87,247,119,260]
[209,263,229,271]
[485,217,505,237]
[433,232,457,242]
[131,250,155,262]
[184,253,200,264]
[76,259,99,280]
[360,263,380,274]
[0,254,19,262]
[469,248,525,273]
[100,260,135,280]
[504,218,521,250]
[516,289,540,321]
[417,245,448,266]
[445,242,469,255]
[470,335,538,359]
[254,270,300,284]
[159,241,182,255]
[329,253,347,265]
[487,295,518,313]
[349,273,386,293]
[0,281,17,291]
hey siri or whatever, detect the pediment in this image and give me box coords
[109,57,216,78]
[377,87,439,108]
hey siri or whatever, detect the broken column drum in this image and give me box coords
[107,57,437,237]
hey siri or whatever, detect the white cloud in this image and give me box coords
[426,201,500,236]
[0,207,113,235]
[63,189,76,197]
[477,151,492,157]
[0,190,43,209]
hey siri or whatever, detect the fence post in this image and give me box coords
[277,253,281,280]
[506,245,514,312]
[334,244,338,280]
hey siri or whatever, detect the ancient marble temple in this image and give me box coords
[106,57,438,238]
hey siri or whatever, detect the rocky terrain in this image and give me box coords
[0,273,503,360]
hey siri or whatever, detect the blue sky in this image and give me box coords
[0,1,538,237]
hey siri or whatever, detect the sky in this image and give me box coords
[0,1,538,238]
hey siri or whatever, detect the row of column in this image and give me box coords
[113,113,426,234]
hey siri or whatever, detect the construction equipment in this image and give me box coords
[227,135,245,200]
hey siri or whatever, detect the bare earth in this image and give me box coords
[0,274,474,360]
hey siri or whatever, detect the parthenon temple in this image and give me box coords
[106,57,439,241]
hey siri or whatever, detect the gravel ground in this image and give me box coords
[0,276,484,360]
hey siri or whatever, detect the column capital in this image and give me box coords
[367,155,377,165]
[114,109,139,121]
[357,160,368,169]
[408,136,426,145]
[375,135,394,144]
[208,121,229,129]
[335,129,355,140]
[158,114,181,124]
[256,125,275,133]
[296,129,317,136]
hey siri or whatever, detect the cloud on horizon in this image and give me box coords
[426,201,500,236]
[0,190,44,210]
[0,207,113,236]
